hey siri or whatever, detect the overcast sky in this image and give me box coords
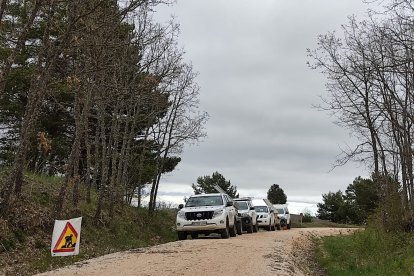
[153,0,378,214]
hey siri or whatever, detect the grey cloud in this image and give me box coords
[154,0,371,206]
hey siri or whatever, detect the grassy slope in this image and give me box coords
[0,172,177,275]
[314,228,414,275]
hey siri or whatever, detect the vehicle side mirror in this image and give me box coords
[250,206,255,210]
[270,210,274,213]
[286,211,289,214]
[226,201,233,207]
[178,204,184,209]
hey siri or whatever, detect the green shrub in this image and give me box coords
[13,229,25,242]
[0,238,16,252]
[302,213,313,223]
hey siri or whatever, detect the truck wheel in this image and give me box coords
[177,231,187,240]
[253,223,258,232]
[229,219,237,237]
[220,220,230,239]
[287,223,291,229]
[247,223,253,233]
[191,233,198,239]
[236,221,243,235]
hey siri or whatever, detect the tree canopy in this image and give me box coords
[192,172,238,198]
[309,0,414,229]
[0,0,208,218]
[317,177,380,224]
[267,184,287,204]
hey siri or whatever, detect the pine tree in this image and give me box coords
[267,184,287,204]
[192,171,238,198]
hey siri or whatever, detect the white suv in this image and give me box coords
[176,193,238,239]
[234,198,258,233]
[252,199,276,231]
[274,204,291,229]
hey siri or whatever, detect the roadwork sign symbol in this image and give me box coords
[51,217,82,257]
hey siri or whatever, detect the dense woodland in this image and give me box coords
[310,0,414,230]
[0,0,207,220]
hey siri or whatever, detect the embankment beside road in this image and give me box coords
[0,173,177,276]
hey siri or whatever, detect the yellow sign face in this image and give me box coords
[52,222,78,253]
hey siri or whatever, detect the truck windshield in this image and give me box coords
[185,196,223,207]
[236,201,248,210]
[255,206,268,212]
[277,208,284,214]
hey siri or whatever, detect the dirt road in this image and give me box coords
[37,228,356,276]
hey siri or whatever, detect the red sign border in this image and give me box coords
[52,222,79,253]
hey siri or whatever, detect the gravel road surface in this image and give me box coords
[37,227,357,276]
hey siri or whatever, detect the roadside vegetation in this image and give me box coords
[0,0,206,225]
[0,172,177,275]
[315,228,414,275]
[292,217,359,229]
[309,0,414,274]
[0,1,204,274]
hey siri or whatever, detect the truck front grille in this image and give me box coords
[185,211,214,220]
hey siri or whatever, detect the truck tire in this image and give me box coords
[177,231,187,240]
[220,220,230,239]
[247,223,253,233]
[229,219,237,237]
[191,233,198,239]
[253,223,258,232]
[236,221,243,235]
[267,221,272,231]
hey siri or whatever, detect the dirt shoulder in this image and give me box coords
[36,228,357,276]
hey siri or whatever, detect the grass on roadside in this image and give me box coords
[292,217,360,229]
[314,228,414,275]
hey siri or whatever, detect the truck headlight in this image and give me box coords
[213,209,224,218]
[177,210,186,219]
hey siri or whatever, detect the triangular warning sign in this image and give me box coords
[52,222,78,253]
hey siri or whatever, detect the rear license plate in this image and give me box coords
[192,221,207,226]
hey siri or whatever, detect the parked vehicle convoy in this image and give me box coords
[234,198,258,233]
[176,193,239,240]
[252,199,276,231]
[274,204,291,229]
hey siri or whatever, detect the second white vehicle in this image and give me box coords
[234,198,258,233]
